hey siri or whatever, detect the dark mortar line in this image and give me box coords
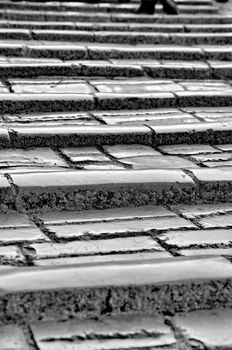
[31,215,60,243]
[87,111,107,124]
[97,144,132,168]
[51,147,77,169]
[154,236,179,257]
[165,204,203,229]
[164,317,192,350]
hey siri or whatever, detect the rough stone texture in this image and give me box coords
[30,315,176,350]
[11,169,196,212]
[0,325,29,350]
[174,309,232,349]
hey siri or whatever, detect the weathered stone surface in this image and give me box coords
[31,315,176,350]
[37,205,176,225]
[158,229,232,248]
[46,215,195,240]
[174,309,232,349]
[0,325,29,350]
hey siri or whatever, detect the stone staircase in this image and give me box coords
[1,0,232,349]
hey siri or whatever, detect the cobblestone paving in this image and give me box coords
[1,0,232,348]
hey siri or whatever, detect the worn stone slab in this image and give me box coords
[95,92,176,110]
[104,144,161,158]
[31,315,176,350]
[172,203,232,219]
[0,175,14,212]
[174,309,232,349]
[93,108,198,126]
[10,125,152,148]
[0,245,25,264]
[0,256,232,323]
[11,169,195,212]
[158,229,232,249]
[46,216,195,240]
[0,325,29,350]
[34,251,173,267]
[120,155,198,169]
[37,205,176,225]
[10,79,95,94]
[0,212,32,228]
[0,93,95,114]
[26,236,164,259]
[159,144,219,155]
[0,148,68,169]
[190,167,232,202]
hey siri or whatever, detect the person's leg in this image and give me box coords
[136,0,178,14]
[160,0,178,14]
[136,0,158,14]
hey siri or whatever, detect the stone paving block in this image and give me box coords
[30,315,176,350]
[209,61,232,79]
[34,251,173,266]
[10,125,152,148]
[190,167,232,202]
[149,122,232,146]
[179,247,232,257]
[0,148,68,169]
[32,29,95,42]
[190,152,232,167]
[158,229,232,249]
[0,126,10,147]
[88,45,204,60]
[46,216,195,240]
[11,169,196,212]
[0,325,29,350]
[198,213,232,228]
[171,203,232,219]
[174,309,232,349]
[159,144,219,155]
[0,62,79,78]
[145,61,211,80]
[37,205,176,225]
[60,146,111,163]
[0,212,32,228]
[178,80,231,91]
[81,62,144,77]
[27,44,87,60]
[0,227,48,244]
[93,80,184,93]
[120,155,198,169]
[10,79,95,94]
[0,245,25,264]
[26,236,164,259]
[4,111,99,126]
[203,46,232,61]
[93,108,198,126]
[0,175,14,212]
[104,144,161,158]
[1,256,232,323]
[95,92,176,110]
[191,107,232,123]
[0,93,95,114]
[176,90,232,107]
[216,144,232,151]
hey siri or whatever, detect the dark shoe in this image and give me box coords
[136,0,155,14]
[161,0,178,14]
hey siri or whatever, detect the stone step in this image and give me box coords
[1,309,231,349]
[0,61,230,78]
[0,42,232,61]
[21,30,232,45]
[0,256,231,324]
[0,5,218,18]
[2,11,230,23]
[2,159,232,211]
[0,90,232,115]
[0,0,214,10]
[3,21,232,33]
